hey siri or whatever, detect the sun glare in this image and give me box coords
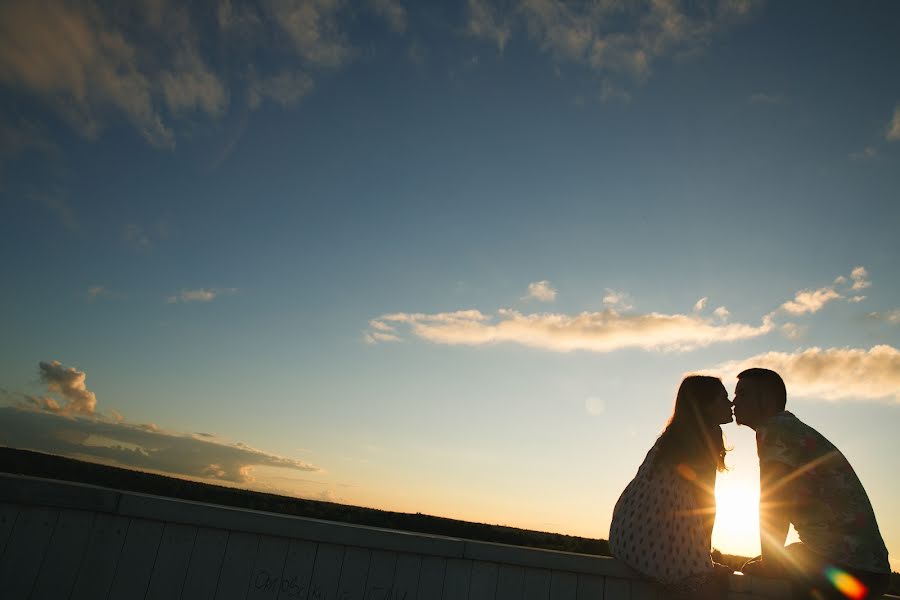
[712,475,761,557]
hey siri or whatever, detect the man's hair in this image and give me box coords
[737,368,787,411]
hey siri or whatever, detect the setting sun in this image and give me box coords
[713,473,761,557]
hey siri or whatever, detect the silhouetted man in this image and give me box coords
[732,368,890,600]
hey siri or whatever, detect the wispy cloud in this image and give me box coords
[366,307,773,353]
[466,0,511,52]
[466,0,761,93]
[0,0,399,148]
[363,331,401,344]
[524,280,557,303]
[780,322,804,341]
[247,70,314,110]
[85,286,125,302]
[693,297,708,312]
[166,287,238,304]
[265,0,352,67]
[703,345,900,403]
[0,1,175,147]
[886,104,900,142]
[160,49,229,118]
[867,309,900,324]
[849,146,878,161]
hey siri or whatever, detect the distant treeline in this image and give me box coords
[3,447,896,595]
[0,447,606,554]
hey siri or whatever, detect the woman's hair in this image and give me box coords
[653,375,729,473]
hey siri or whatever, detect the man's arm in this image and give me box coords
[757,460,793,574]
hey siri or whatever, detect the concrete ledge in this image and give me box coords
[0,472,121,513]
[462,539,639,578]
[0,473,638,577]
[117,491,466,558]
[0,473,810,599]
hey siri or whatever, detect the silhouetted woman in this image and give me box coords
[609,375,734,600]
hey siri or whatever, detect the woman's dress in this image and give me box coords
[609,441,715,587]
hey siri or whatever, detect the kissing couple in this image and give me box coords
[608,369,890,600]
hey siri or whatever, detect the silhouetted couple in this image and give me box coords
[608,369,890,600]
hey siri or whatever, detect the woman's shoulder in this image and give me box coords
[634,440,666,475]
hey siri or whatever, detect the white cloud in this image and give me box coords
[524,280,557,302]
[602,289,633,311]
[1,361,323,484]
[771,266,872,318]
[0,406,322,483]
[369,319,395,332]
[886,104,900,142]
[363,331,401,344]
[713,306,730,320]
[705,345,900,403]
[780,322,803,340]
[693,297,708,312]
[37,360,97,415]
[850,266,870,290]
[779,286,842,315]
[166,287,237,304]
[368,307,773,353]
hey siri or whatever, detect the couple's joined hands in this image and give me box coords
[739,556,785,578]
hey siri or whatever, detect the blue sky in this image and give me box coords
[1,0,899,566]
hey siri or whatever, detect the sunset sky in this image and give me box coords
[1,0,899,569]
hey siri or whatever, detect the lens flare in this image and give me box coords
[824,566,868,600]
